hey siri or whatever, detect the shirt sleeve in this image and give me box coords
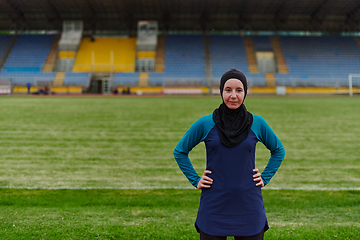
[251,115,285,186]
[173,115,213,187]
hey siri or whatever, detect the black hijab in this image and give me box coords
[212,68,253,148]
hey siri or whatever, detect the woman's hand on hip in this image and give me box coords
[253,169,264,188]
[197,170,213,189]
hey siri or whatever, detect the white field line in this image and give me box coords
[0,186,359,191]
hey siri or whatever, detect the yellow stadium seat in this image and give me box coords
[72,37,137,72]
[58,51,76,58]
[137,51,156,58]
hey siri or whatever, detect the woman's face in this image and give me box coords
[222,78,245,109]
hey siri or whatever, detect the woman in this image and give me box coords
[173,68,285,240]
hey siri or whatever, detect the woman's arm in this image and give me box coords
[173,114,214,187]
[251,115,285,186]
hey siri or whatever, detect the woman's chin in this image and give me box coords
[227,104,240,109]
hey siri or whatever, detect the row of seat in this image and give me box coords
[164,35,206,78]
[0,34,360,88]
[62,72,90,86]
[72,37,137,72]
[0,71,90,86]
[3,35,54,72]
[280,36,360,81]
[0,71,354,88]
[210,35,250,78]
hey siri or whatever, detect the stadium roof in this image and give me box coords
[0,0,360,33]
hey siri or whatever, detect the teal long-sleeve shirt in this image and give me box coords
[173,114,285,187]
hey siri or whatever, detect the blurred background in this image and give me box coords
[0,0,360,96]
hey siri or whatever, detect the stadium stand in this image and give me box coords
[0,72,56,86]
[62,72,90,87]
[210,35,266,87]
[154,35,165,73]
[43,35,60,72]
[210,35,249,79]
[2,34,54,72]
[148,72,165,86]
[251,36,277,86]
[0,34,55,86]
[0,32,359,93]
[112,72,139,86]
[243,37,259,73]
[277,36,360,87]
[72,37,136,72]
[270,37,289,74]
[0,1,359,95]
[53,72,65,87]
[138,72,149,87]
[161,34,206,86]
[252,36,273,52]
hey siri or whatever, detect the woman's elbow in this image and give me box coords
[173,147,186,159]
[280,146,285,160]
[272,145,285,160]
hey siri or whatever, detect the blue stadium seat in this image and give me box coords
[0,34,55,86]
[112,72,139,86]
[279,36,360,86]
[0,71,56,85]
[164,34,206,80]
[148,72,164,86]
[2,34,54,73]
[252,36,273,52]
[209,35,249,81]
[63,72,90,86]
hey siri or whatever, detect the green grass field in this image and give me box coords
[0,96,359,239]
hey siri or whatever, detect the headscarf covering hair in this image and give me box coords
[219,68,248,98]
[213,68,253,148]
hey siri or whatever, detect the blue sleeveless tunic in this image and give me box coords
[174,114,285,237]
